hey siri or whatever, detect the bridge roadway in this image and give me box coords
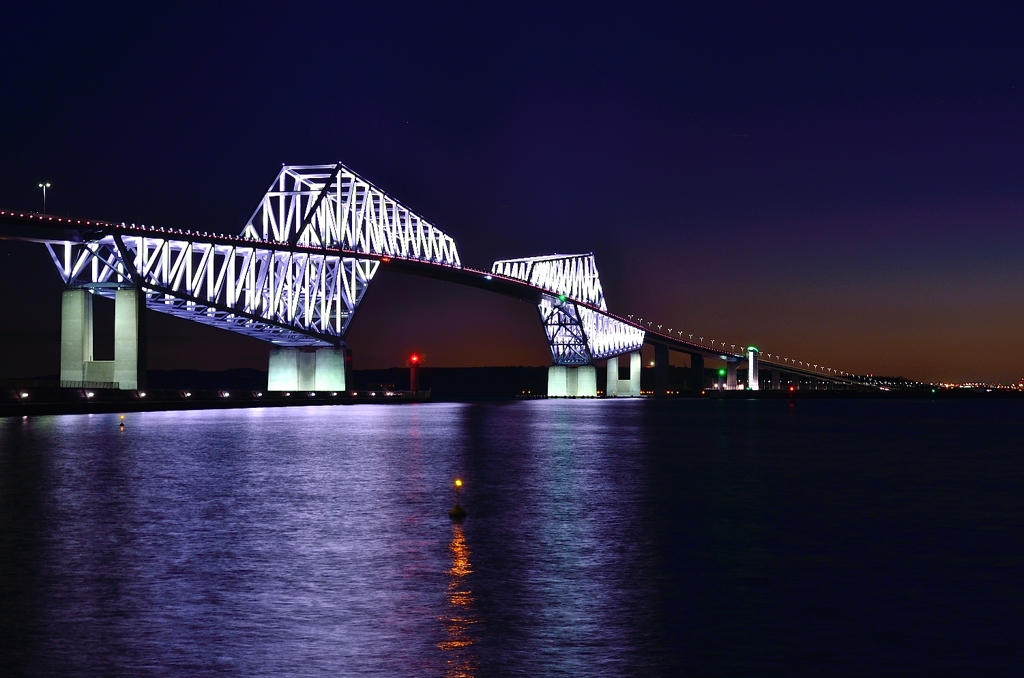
[0,208,863,391]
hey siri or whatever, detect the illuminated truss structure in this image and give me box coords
[492,254,645,364]
[43,164,462,347]
[242,163,461,265]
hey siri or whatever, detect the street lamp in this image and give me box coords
[38,182,51,212]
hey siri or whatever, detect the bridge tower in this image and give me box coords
[605,352,642,397]
[491,254,645,397]
[60,287,146,390]
[747,346,759,390]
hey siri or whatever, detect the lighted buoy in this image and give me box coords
[449,478,466,519]
[119,414,125,431]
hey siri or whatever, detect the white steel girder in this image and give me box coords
[44,164,461,346]
[243,163,461,266]
[46,235,376,346]
[495,254,644,365]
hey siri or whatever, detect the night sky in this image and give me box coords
[2,3,1022,383]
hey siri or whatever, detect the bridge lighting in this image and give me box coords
[484,274,492,280]
[557,294,567,302]
[139,392,146,397]
[19,392,29,398]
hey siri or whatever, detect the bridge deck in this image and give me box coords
[0,209,859,385]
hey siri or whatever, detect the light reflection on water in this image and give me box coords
[1,399,1023,675]
[439,522,477,676]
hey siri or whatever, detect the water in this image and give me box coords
[1,399,1022,676]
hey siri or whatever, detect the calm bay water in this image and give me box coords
[1,399,1022,676]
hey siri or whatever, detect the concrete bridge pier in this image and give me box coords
[605,351,641,397]
[548,364,597,397]
[689,353,704,392]
[746,347,759,390]
[60,287,146,390]
[654,344,670,396]
[268,347,347,391]
[772,369,781,390]
[726,361,738,390]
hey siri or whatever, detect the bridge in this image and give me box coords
[0,163,866,396]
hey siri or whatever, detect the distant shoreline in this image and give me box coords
[3,386,1021,418]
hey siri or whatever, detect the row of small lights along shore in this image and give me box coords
[625,313,856,379]
[11,389,420,401]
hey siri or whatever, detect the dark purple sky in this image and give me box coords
[2,2,1023,382]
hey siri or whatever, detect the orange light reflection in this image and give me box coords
[439,522,478,677]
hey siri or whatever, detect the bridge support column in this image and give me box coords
[654,344,669,397]
[314,348,346,390]
[60,288,145,390]
[604,351,641,397]
[689,353,704,393]
[60,289,93,384]
[547,365,597,397]
[772,369,781,390]
[746,347,759,391]
[113,288,146,391]
[269,347,346,391]
[727,361,738,390]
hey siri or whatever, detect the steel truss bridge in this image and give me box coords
[0,163,866,393]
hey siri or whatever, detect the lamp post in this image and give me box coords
[38,182,51,212]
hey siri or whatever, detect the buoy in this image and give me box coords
[119,414,125,431]
[449,478,466,520]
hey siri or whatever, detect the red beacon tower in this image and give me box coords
[407,353,422,394]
